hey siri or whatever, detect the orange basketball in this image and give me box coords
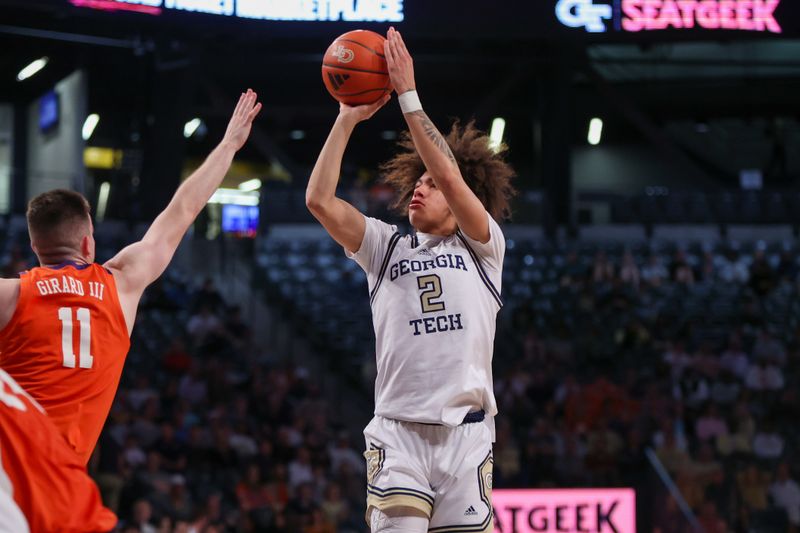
[322,30,392,106]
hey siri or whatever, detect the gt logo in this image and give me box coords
[555,0,612,33]
[332,45,355,63]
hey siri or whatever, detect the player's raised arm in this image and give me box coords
[105,89,262,331]
[305,95,390,253]
[384,27,490,244]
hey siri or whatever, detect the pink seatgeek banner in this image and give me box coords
[493,488,636,533]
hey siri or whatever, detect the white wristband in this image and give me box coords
[398,90,422,114]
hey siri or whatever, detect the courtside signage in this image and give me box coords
[69,0,404,21]
[493,488,636,533]
[556,0,781,34]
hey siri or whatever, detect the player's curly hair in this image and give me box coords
[380,119,516,221]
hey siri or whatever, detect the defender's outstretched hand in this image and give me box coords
[384,27,415,95]
[338,94,391,125]
[223,89,262,151]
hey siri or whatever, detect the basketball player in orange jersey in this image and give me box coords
[0,89,262,465]
[0,368,117,532]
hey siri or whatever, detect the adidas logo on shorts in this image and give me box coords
[464,505,478,516]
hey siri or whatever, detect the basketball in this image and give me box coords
[322,30,392,106]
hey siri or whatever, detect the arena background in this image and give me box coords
[1,1,800,531]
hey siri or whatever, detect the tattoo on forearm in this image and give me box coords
[409,111,456,165]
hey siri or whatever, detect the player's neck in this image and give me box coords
[414,221,457,237]
[37,248,89,268]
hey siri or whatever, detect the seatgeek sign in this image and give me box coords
[556,0,782,34]
[493,489,636,533]
[68,0,403,21]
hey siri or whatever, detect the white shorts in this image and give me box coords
[363,416,493,532]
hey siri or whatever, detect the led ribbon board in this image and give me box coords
[556,0,781,34]
[493,489,637,533]
[69,0,404,21]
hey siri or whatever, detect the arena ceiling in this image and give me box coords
[2,0,800,187]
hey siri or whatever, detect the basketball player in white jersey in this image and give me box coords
[306,28,515,533]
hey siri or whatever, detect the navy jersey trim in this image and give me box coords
[43,260,93,271]
[367,484,435,506]
[370,232,402,305]
[455,232,503,308]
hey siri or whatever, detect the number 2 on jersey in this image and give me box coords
[417,274,446,313]
[58,307,94,369]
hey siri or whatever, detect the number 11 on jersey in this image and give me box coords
[58,307,94,369]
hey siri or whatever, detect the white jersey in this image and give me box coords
[347,212,504,436]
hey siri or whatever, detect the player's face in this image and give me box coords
[408,173,456,234]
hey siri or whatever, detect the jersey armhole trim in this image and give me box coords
[455,232,503,308]
[369,233,401,305]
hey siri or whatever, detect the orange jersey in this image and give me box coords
[0,262,130,464]
[0,368,117,532]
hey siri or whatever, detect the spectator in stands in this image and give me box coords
[653,495,687,533]
[695,403,729,442]
[224,305,253,350]
[288,447,315,491]
[192,277,225,311]
[716,417,753,458]
[663,340,692,381]
[693,342,721,379]
[710,370,741,406]
[655,426,691,474]
[696,501,728,533]
[753,421,785,460]
[642,253,669,286]
[770,463,800,530]
[177,381,207,428]
[698,249,716,282]
[679,369,711,409]
[718,248,750,283]
[559,250,587,286]
[166,475,193,524]
[685,443,723,497]
[320,483,349,531]
[745,358,785,392]
[749,249,776,296]
[186,304,224,346]
[737,464,770,514]
[591,250,615,283]
[553,429,587,485]
[719,333,750,380]
[130,499,158,533]
[618,250,641,288]
[670,249,695,285]
[236,463,273,514]
[328,432,365,476]
[286,482,317,532]
[585,416,622,485]
[162,338,192,376]
[753,329,787,364]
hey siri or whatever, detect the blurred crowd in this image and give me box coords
[495,244,800,532]
[4,235,800,533]
[90,277,369,533]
